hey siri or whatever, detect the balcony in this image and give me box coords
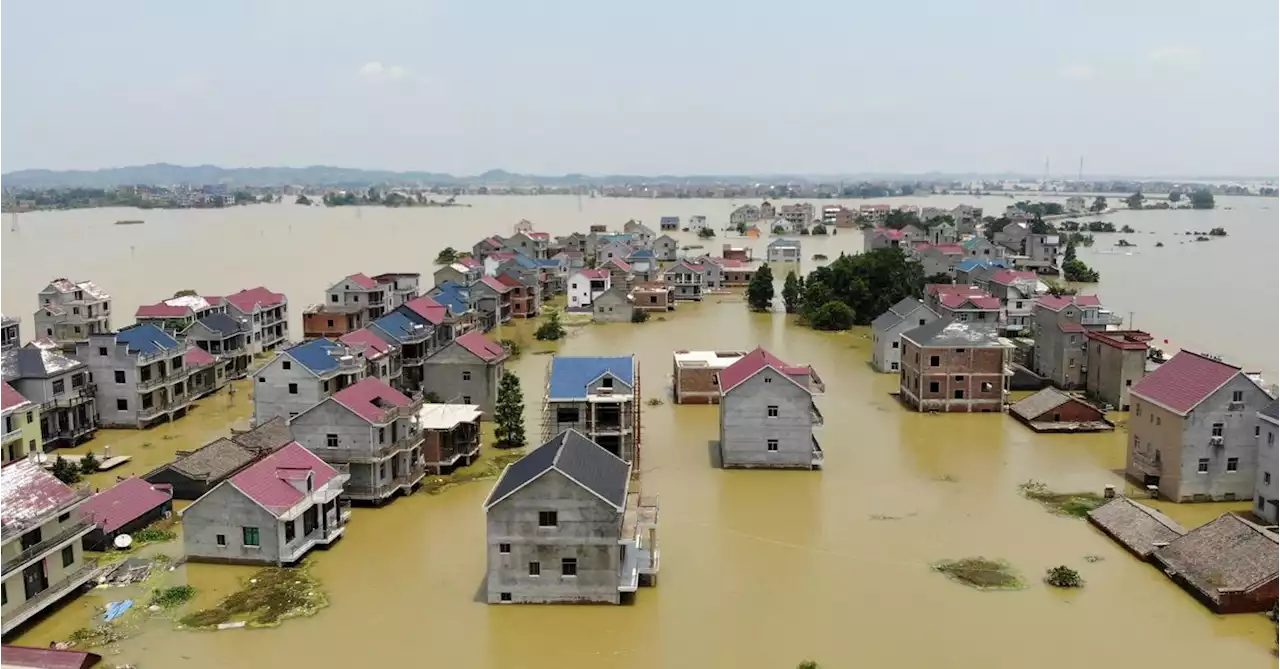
[47,385,96,409]
[137,400,175,421]
[1,560,106,635]
[315,434,423,464]
[811,436,824,469]
[810,403,824,426]
[2,427,21,444]
[1081,311,1123,327]
[3,517,95,575]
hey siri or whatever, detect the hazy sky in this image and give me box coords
[3,0,1277,177]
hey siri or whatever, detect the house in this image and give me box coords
[134,294,224,335]
[898,320,1011,413]
[718,347,825,469]
[779,203,815,226]
[302,304,368,340]
[496,273,536,319]
[982,270,1046,334]
[0,645,103,669]
[870,298,940,373]
[994,223,1060,272]
[729,205,760,226]
[623,220,656,243]
[542,356,639,463]
[597,240,635,265]
[1126,351,1274,503]
[81,478,173,550]
[1,459,100,636]
[418,403,483,473]
[760,200,776,219]
[370,296,450,391]
[482,429,658,604]
[925,219,959,245]
[631,283,674,313]
[741,223,762,238]
[960,236,1003,260]
[858,204,891,224]
[863,227,910,250]
[721,243,753,262]
[289,377,424,503]
[322,273,391,322]
[421,330,508,414]
[2,348,95,453]
[504,231,549,260]
[143,417,292,499]
[253,338,367,424]
[473,236,505,260]
[1151,513,1278,613]
[32,279,112,351]
[672,350,747,404]
[184,347,223,399]
[952,205,984,234]
[372,272,421,309]
[182,312,252,381]
[1086,497,1186,559]
[427,281,478,336]
[695,256,725,292]
[433,262,482,291]
[471,275,514,327]
[913,243,966,277]
[223,286,289,355]
[697,257,756,287]
[1255,401,1278,524]
[624,249,661,283]
[536,257,569,295]
[767,238,802,264]
[1030,295,1123,389]
[568,269,610,310]
[822,205,856,228]
[182,442,349,565]
[659,216,681,231]
[688,215,709,233]
[925,284,1001,324]
[1008,387,1112,432]
[1,383,39,464]
[340,327,402,388]
[1084,330,1152,410]
[76,324,194,428]
[954,258,1010,286]
[592,286,634,323]
[662,260,704,301]
[1,315,18,352]
[600,257,633,291]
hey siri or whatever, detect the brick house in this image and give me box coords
[898,321,1010,413]
[1151,513,1278,614]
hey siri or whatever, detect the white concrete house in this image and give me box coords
[568,269,611,310]
[1257,400,1278,524]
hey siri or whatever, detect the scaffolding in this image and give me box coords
[538,356,643,475]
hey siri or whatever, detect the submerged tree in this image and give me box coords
[434,247,459,264]
[1089,196,1108,213]
[781,271,803,314]
[534,311,567,341]
[494,371,527,450]
[746,264,775,312]
[51,456,81,484]
[1045,565,1084,588]
[79,452,100,475]
[1190,189,1216,209]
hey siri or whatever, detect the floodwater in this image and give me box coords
[1,196,1277,668]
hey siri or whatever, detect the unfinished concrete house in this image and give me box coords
[32,279,112,353]
[717,347,825,469]
[671,350,747,404]
[418,403,482,473]
[541,356,640,465]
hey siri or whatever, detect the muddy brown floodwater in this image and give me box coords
[3,196,1277,667]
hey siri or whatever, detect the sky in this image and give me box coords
[2,0,1277,177]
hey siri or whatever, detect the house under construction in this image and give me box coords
[541,355,641,468]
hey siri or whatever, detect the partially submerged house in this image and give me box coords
[568,269,610,310]
[870,298,940,374]
[223,286,289,355]
[1030,295,1123,389]
[671,350,747,404]
[1151,513,1278,614]
[718,347,825,469]
[182,312,252,381]
[0,382,38,464]
[591,286,634,323]
[766,238,802,263]
[482,429,658,604]
[77,324,195,428]
[143,417,292,499]
[32,278,112,352]
[542,356,639,463]
[81,477,174,550]
[662,260,704,302]
[421,330,509,415]
[631,283,674,313]
[418,403,483,473]
[2,347,97,452]
[1087,497,1186,559]
[1009,387,1112,432]
[253,338,367,424]
[898,320,1011,413]
[1257,400,1279,524]
[1084,330,1152,411]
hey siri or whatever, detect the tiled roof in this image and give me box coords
[82,477,172,533]
[529,232,551,239]
[115,324,181,355]
[1261,399,1279,422]
[228,442,338,515]
[1087,498,1186,558]
[1009,387,1091,421]
[0,645,104,669]
[548,356,635,399]
[348,273,377,289]
[576,269,609,280]
[195,312,245,336]
[157,438,255,481]
[285,338,351,375]
[185,347,216,367]
[1086,330,1153,351]
[1034,295,1102,312]
[46,279,110,300]
[225,286,286,313]
[401,296,447,325]
[932,243,965,255]
[478,275,510,293]
[229,416,294,454]
[340,328,392,360]
[1,460,80,538]
[603,257,632,271]
[1058,322,1086,333]
[483,429,629,511]
[330,378,412,423]
[458,257,482,269]
[135,302,193,318]
[430,285,470,316]
[627,249,655,259]
[718,347,813,394]
[3,348,84,381]
[453,331,506,363]
[871,298,934,332]
[1130,351,1244,416]
[497,274,523,288]
[1153,513,1278,605]
[2,382,32,412]
[371,312,430,344]
[988,270,1038,285]
[939,294,1001,310]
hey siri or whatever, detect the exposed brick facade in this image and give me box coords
[899,341,1005,412]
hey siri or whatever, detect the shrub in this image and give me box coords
[809,301,855,331]
[79,452,101,475]
[630,310,650,323]
[1045,565,1084,588]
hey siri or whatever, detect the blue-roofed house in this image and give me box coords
[659,216,680,231]
[954,257,1011,285]
[427,281,479,336]
[542,355,639,463]
[252,338,368,424]
[77,324,195,428]
[368,295,452,392]
[182,312,252,381]
[624,249,660,283]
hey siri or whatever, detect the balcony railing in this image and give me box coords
[315,435,423,464]
[137,400,176,420]
[2,518,95,575]
[811,403,824,426]
[811,436,824,468]
[1,560,105,635]
[47,386,96,409]
[1081,312,1123,326]
[2,428,21,444]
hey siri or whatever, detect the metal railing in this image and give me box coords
[1,560,104,634]
[137,400,176,420]
[3,518,95,575]
[811,403,825,426]
[316,435,422,464]
[47,386,96,409]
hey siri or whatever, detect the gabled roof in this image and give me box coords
[44,278,109,299]
[602,257,632,271]
[1034,295,1102,312]
[194,312,244,336]
[483,430,629,511]
[339,328,392,360]
[3,348,83,382]
[1087,497,1185,558]
[1153,514,1278,604]
[1261,399,1279,423]
[548,356,635,399]
[1130,351,1249,416]
[718,347,814,394]
[347,273,378,289]
[988,269,1038,286]
[626,249,655,259]
[769,238,801,247]
[401,296,447,325]
[1009,387,1100,421]
[429,284,470,316]
[457,257,482,269]
[227,442,339,516]
[371,312,430,344]
[1,460,80,538]
[82,478,172,534]
[2,382,32,413]
[452,331,506,363]
[939,294,1002,310]
[663,260,703,274]
[575,269,609,280]
[0,644,103,669]
[185,347,216,367]
[329,377,412,423]
[156,438,255,481]
[115,324,181,355]
[224,286,286,313]
[871,298,934,332]
[902,320,1005,348]
[496,273,523,288]
[229,416,293,454]
[478,275,511,293]
[284,338,352,375]
[956,258,1010,272]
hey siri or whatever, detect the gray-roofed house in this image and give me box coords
[182,313,252,380]
[898,320,1012,413]
[253,339,367,424]
[2,347,97,450]
[1256,400,1279,524]
[1008,387,1112,432]
[1151,513,1278,614]
[482,429,659,604]
[1086,497,1186,558]
[76,324,194,429]
[870,298,940,373]
[142,417,293,499]
[591,286,633,323]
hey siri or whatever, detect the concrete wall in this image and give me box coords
[253,356,328,424]
[291,400,376,454]
[76,338,184,428]
[1257,413,1278,524]
[592,291,632,323]
[872,310,937,374]
[720,367,815,468]
[1031,308,1086,388]
[183,483,281,564]
[422,343,503,414]
[485,470,622,604]
[1085,341,1146,410]
[0,504,90,619]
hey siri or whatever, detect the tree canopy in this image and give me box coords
[746,264,776,312]
[796,248,924,329]
[1062,258,1099,283]
[781,271,803,314]
[1124,192,1145,209]
[494,371,527,450]
[1190,189,1215,209]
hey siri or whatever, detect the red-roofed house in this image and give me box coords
[224,286,289,354]
[422,331,510,415]
[569,269,611,310]
[341,328,402,387]
[134,295,224,334]
[182,442,349,565]
[289,378,425,503]
[663,260,706,301]
[717,347,825,470]
[1030,295,1124,388]
[472,236,505,259]
[980,270,1046,333]
[497,273,537,319]
[1127,351,1274,503]
[471,275,514,326]
[0,645,103,669]
[924,284,1002,324]
[81,478,173,550]
[184,345,225,399]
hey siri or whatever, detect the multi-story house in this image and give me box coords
[1,460,100,635]
[482,429,659,604]
[925,219,959,245]
[660,215,682,231]
[631,283,674,314]
[3,348,96,452]
[340,328,402,388]
[994,223,1060,273]
[2,383,40,464]
[328,273,391,320]
[898,320,1011,413]
[591,286,634,323]
[952,204,984,234]
[1030,295,1123,389]
[1084,330,1152,411]
[224,286,289,355]
[871,298,941,373]
[253,338,367,424]
[370,297,450,392]
[651,234,679,261]
[662,260,705,301]
[419,402,483,473]
[925,284,1001,324]
[473,236,505,260]
[822,205,856,228]
[433,262,482,290]
[624,250,660,284]
[779,203,815,227]
[181,442,349,565]
[497,274,535,319]
[372,272,421,309]
[428,281,478,334]
[596,239,635,265]
[421,331,508,414]
[767,238,802,263]
[961,236,1003,260]
[979,270,1046,334]
[32,279,112,351]
[1,315,19,352]
[542,356,639,463]
[600,258,632,291]
[760,200,776,219]
[471,276,514,326]
[134,294,224,334]
[623,220,656,244]
[290,377,424,504]
[77,324,193,429]
[1256,401,1278,524]
[862,227,910,250]
[913,243,966,277]
[1126,351,1274,503]
[182,312,252,381]
[568,269,610,310]
[729,206,759,226]
[717,347,825,469]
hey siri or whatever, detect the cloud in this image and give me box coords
[359,61,412,81]
[1058,64,1094,81]
[1147,46,1200,64]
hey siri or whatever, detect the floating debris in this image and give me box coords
[178,565,327,630]
[932,557,1026,591]
[1082,554,1104,563]
[1017,481,1106,518]
[645,398,665,407]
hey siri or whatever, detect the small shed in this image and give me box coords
[1151,514,1279,614]
[81,478,174,550]
[1087,497,1186,558]
[1009,387,1112,432]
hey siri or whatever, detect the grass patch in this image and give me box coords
[151,585,197,608]
[932,557,1026,591]
[1018,481,1106,518]
[178,565,326,630]
[134,525,177,544]
[420,452,524,495]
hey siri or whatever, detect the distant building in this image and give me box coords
[898,321,1011,413]
[542,356,639,463]
[1255,400,1278,524]
[134,294,225,335]
[651,234,679,261]
[568,269,610,310]
[32,279,112,352]
[1,315,18,352]
[718,347,825,469]
[662,260,705,302]
[729,206,759,226]
[420,331,509,414]
[223,286,289,355]
[766,238,802,263]
[778,203,814,226]
[631,283,674,313]
[659,216,681,231]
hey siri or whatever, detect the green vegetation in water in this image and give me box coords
[798,662,822,669]
[51,455,82,484]
[932,557,1026,591]
[434,246,459,264]
[79,452,101,474]
[534,311,567,341]
[1017,481,1106,518]
[698,227,716,238]
[645,397,664,407]
[797,247,923,331]
[1082,554,1104,563]
[493,371,527,450]
[746,264,775,312]
[178,565,327,630]
[132,519,178,546]
[151,585,197,608]
[1208,227,1227,236]
[499,338,522,358]
[1044,565,1084,588]
[68,622,136,648]
[421,453,525,495]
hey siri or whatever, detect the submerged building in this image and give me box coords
[541,356,640,465]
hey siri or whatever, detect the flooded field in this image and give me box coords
[1,196,1277,667]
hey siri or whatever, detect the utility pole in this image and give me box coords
[1078,156,1084,191]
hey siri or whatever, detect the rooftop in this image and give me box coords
[548,356,636,399]
[401,296,447,325]
[135,295,219,318]
[224,286,286,313]
[1261,399,1279,423]
[81,478,172,534]
[3,348,84,382]
[115,324,182,356]
[347,273,378,290]
[576,269,609,280]
[478,275,511,293]
[371,312,431,344]
[185,347,216,367]
[227,442,339,516]
[194,312,246,337]
[483,430,630,511]
[416,403,483,430]
[1130,350,1246,416]
[228,416,294,454]
[285,338,360,375]
[1,460,83,538]
[45,279,109,300]
[0,644,103,669]
[339,328,393,360]
[1153,513,1278,605]
[453,331,506,363]
[1087,497,1185,558]
[673,350,749,369]
[718,347,815,394]
[1009,388,1099,421]
[988,270,1039,286]
[1,382,32,413]
[1034,294,1102,312]
[330,377,413,423]
[902,320,1008,348]
[1086,330,1153,351]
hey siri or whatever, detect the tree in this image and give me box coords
[79,452,101,475]
[782,271,803,314]
[1208,227,1227,236]
[534,311,566,341]
[493,371,527,450]
[1125,192,1145,209]
[1062,258,1100,283]
[1190,188,1215,209]
[434,247,459,264]
[884,210,922,230]
[1030,218,1056,235]
[983,216,1010,241]
[51,456,81,484]
[1045,281,1078,297]
[772,224,787,235]
[1089,196,1108,213]
[746,264,775,312]
[797,247,924,328]
[734,221,746,234]
[1168,191,1182,203]
[295,194,312,206]
[173,289,198,298]
[630,309,650,323]
[1063,241,1077,264]
[1045,566,1084,588]
[810,223,827,235]
[923,272,952,285]
[697,227,715,239]
[809,301,856,331]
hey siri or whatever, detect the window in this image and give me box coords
[98,346,108,357]
[288,383,298,395]
[61,544,75,568]
[462,370,472,381]
[528,562,541,577]
[1232,390,1244,402]
[1125,379,1132,386]
[1197,458,1209,474]
[2,583,6,606]
[980,382,993,392]
[58,512,71,523]
[463,396,472,404]
[953,389,965,399]
[767,439,778,452]
[767,405,779,417]
[114,370,126,384]
[285,520,296,543]
[556,408,579,423]
[764,376,772,383]
[601,377,613,389]
[216,534,227,547]
[378,427,386,444]
[953,375,963,382]
[1226,457,1239,472]
[1270,432,1275,446]
[116,399,128,411]
[326,434,339,448]
[1264,472,1271,485]
[258,377,266,383]
[1257,426,1261,437]
[1211,423,1224,437]
[538,511,558,527]
[1259,496,1266,511]
[242,527,261,546]
[331,295,338,303]
[52,379,65,395]
[890,362,899,371]
[499,543,511,554]
[282,360,291,370]
[500,592,512,602]
[561,558,578,577]
[929,355,940,367]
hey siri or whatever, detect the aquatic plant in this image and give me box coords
[178,566,327,629]
[645,398,664,407]
[151,585,197,608]
[133,523,177,545]
[1044,566,1084,588]
[499,338,521,358]
[932,557,1026,591]
[421,452,524,495]
[631,310,650,324]
[1017,481,1106,518]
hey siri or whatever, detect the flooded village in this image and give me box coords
[0,194,1277,669]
